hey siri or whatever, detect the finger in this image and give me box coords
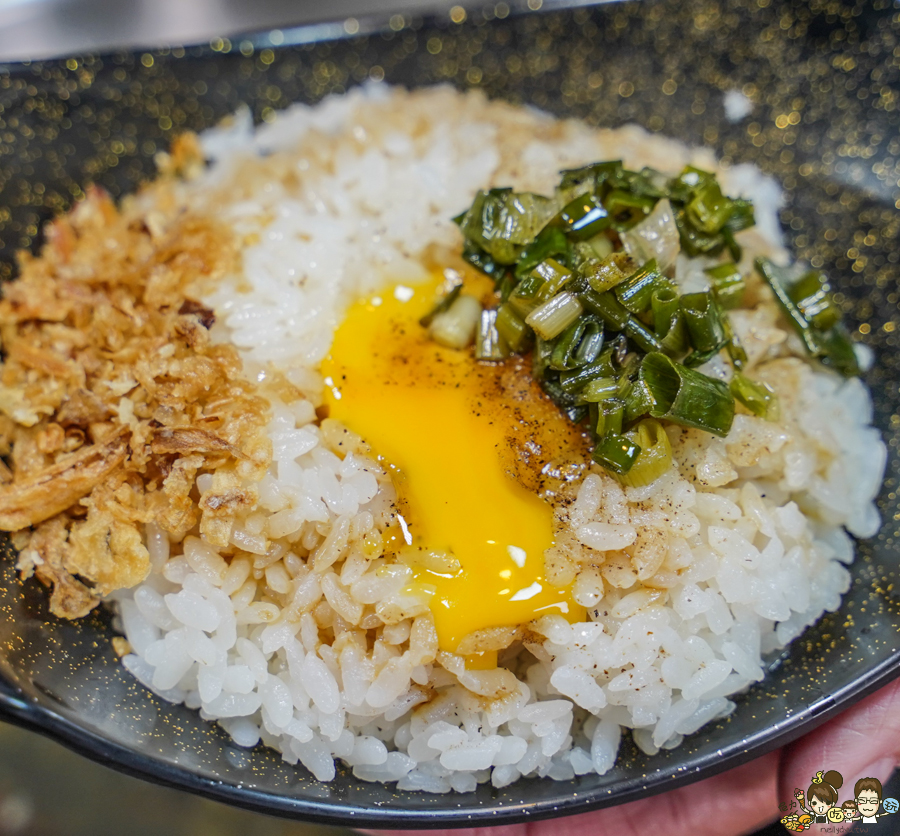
[779,677,900,802]
[358,750,779,836]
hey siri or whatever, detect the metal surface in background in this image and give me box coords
[0,0,447,61]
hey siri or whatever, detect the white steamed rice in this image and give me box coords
[110,84,885,791]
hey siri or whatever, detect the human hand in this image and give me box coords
[358,677,900,836]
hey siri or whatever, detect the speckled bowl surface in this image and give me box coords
[0,0,899,827]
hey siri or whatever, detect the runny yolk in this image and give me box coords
[321,275,585,658]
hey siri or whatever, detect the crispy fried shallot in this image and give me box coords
[0,173,275,618]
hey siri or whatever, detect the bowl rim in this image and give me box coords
[1,0,899,827]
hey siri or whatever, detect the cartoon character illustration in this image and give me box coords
[842,799,861,822]
[854,776,898,823]
[780,813,808,832]
[795,770,843,824]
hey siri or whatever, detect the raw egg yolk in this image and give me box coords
[321,275,585,656]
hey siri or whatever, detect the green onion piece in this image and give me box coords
[817,325,860,377]
[579,288,630,330]
[429,293,483,350]
[559,354,617,394]
[623,378,655,425]
[683,346,723,368]
[624,317,664,354]
[556,193,612,240]
[681,291,727,354]
[675,207,728,258]
[573,319,605,365]
[721,313,747,369]
[560,159,623,192]
[586,233,614,260]
[725,199,755,233]
[550,318,587,371]
[580,377,618,403]
[730,371,780,421]
[755,257,860,377]
[599,399,625,436]
[582,251,635,293]
[687,179,732,234]
[532,258,574,302]
[613,419,673,488]
[497,271,516,303]
[659,311,690,358]
[723,227,742,263]
[787,270,841,331]
[419,283,462,328]
[614,259,663,315]
[604,189,656,228]
[592,432,641,475]
[652,286,680,337]
[705,263,746,309]
[639,352,735,436]
[496,303,532,353]
[525,292,584,340]
[508,272,545,317]
[460,238,503,279]
[475,309,509,362]
[668,166,714,203]
[516,226,569,278]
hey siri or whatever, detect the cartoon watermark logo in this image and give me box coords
[778,770,899,831]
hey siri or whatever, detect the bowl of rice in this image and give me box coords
[0,0,899,827]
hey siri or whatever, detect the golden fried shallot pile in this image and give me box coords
[0,156,273,619]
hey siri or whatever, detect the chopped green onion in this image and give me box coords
[681,291,727,354]
[624,318,664,354]
[623,378,655,425]
[508,272,545,318]
[686,179,732,234]
[579,288,630,330]
[585,233,614,260]
[475,309,509,362]
[756,257,859,377]
[787,270,841,330]
[560,159,623,192]
[556,193,612,240]
[497,271,516,303]
[614,260,663,315]
[582,251,635,293]
[525,292,584,340]
[592,432,641,475]
[599,398,625,436]
[419,283,462,328]
[705,263,746,309]
[515,226,570,278]
[573,319,605,365]
[532,258,574,302]
[550,318,587,371]
[604,189,656,228]
[429,293,483,350]
[652,286,680,337]
[639,352,735,436]
[559,354,617,394]
[620,198,681,272]
[496,303,532,353]
[579,377,618,402]
[721,313,747,369]
[730,371,779,421]
[613,419,673,487]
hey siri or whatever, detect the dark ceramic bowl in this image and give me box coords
[1,0,900,828]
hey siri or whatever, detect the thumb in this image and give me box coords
[778,678,900,803]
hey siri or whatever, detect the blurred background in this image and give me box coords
[0,1,896,836]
